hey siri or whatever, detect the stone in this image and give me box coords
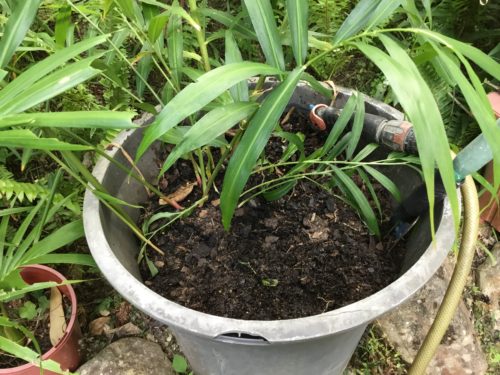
[377,257,488,375]
[477,242,500,330]
[78,337,174,375]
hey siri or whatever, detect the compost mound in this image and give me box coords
[139,115,406,320]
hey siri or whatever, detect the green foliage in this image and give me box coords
[348,325,407,374]
[220,67,304,229]
[432,0,500,51]
[0,196,87,373]
[0,1,497,371]
[0,177,80,213]
[18,301,37,320]
[172,354,189,374]
[0,0,41,68]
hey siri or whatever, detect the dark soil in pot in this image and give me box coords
[139,112,407,320]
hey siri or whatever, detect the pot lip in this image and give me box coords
[83,86,458,343]
[0,264,79,373]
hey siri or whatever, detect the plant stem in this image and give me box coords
[205,131,243,194]
[60,129,163,197]
[118,13,177,95]
[196,150,207,195]
[188,0,211,72]
[66,0,164,105]
[0,303,24,343]
[46,151,164,255]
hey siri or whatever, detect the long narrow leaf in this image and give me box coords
[243,0,285,70]
[0,0,41,68]
[2,201,44,277]
[115,0,145,25]
[137,62,280,159]
[221,68,303,229]
[337,1,379,44]
[0,111,136,129]
[148,12,169,42]
[346,93,365,160]
[364,0,402,33]
[28,254,96,268]
[355,36,459,234]
[0,216,8,272]
[21,220,84,263]
[139,0,200,31]
[286,0,308,65]
[331,166,379,236]
[363,165,402,202]
[352,143,379,163]
[0,336,73,374]
[104,30,129,65]
[161,102,258,174]
[0,36,107,106]
[55,5,72,47]
[300,72,332,99]
[431,44,500,176]
[358,168,382,218]
[333,0,401,44]
[321,94,357,156]
[0,281,61,302]
[167,2,183,89]
[417,30,500,81]
[136,45,154,98]
[0,130,91,151]
[0,207,33,217]
[274,131,305,162]
[422,0,432,27]
[199,8,256,40]
[160,126,227,147]
[442,51,499,190]
[0,56,102,115]
[225,31,249,102]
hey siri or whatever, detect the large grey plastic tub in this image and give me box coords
[83,82,457,375]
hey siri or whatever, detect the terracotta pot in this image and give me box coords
[0,265,81,375]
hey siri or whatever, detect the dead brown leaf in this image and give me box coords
[49,287,67,346]
[115,301,131,326]
[160,182,196,204]
[280,106,295,125]
[89,316,111,336]
[105,322,142,338]
[159,182,197,207]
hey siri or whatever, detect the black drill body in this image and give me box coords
[309,104,449,237]
[315,106,419,155]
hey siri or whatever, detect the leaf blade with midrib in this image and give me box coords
[221,68,304,229]
[136,62,281,160]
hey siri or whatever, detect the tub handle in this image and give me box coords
[215,332,269,345]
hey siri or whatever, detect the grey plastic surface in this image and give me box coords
[83,81,457,375]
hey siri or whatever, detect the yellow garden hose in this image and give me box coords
[408,172,480,374]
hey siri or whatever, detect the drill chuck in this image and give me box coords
[310,104,418,155]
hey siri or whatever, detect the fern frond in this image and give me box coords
[418,60,479,148]
[0,179,80,214]
[0,165,13,180]
[99,129,120,149]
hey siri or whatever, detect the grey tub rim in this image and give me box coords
[83,83,456,344]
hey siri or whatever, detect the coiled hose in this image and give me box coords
[408,172,479,374]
